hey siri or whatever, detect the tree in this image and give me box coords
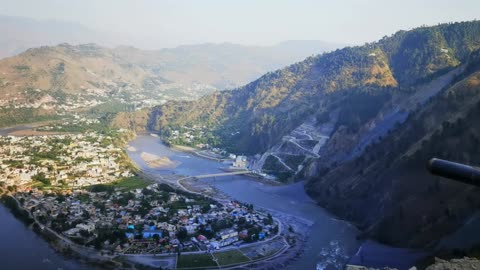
[176,227,188,241]
[202,204,211,213]
[153,233,160,244]
[32,172,50,185]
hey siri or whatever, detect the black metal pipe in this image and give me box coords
[427,158,480,187]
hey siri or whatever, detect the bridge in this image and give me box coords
[192,170,251,179]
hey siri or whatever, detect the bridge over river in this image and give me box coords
[191,170,251,179]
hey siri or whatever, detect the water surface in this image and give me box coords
[128,135,362,269]
[0,204,98,270]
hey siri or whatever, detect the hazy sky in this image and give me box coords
[0,0,479,48]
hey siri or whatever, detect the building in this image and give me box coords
[233,156,247,169]
[143,230,163,238]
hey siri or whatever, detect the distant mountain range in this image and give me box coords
[0,15,123,58]
[112,40,343,89]
[0,15,343,90]
[0,17,342,128]
[120,21,480,248]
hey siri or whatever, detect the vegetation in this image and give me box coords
[1,195,34,225]
[176,253,217,269]
[87,175,152,192]
[305,58,480,247]
[213,250,250,266]
[87,101,135,117]
[14,65,30,71]
[142,21,480,155]
[0,107,62,128]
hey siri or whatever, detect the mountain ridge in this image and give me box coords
[136,21,480,153]
[0,39,342,128]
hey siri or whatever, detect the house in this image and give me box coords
[239,230,248,239]
[218,229,238,240]
[197,235,208,243]
[233,156,247,168]
[76,223,96,232]
[170,239,180,247]
[143,230,163,238]
[185,225,197,235]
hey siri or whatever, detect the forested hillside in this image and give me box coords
[122,21,480,248]
[138,21,480,154]
[306,54,480,247]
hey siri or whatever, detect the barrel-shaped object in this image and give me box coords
[427,158,480,187]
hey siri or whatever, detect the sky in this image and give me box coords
[0,0,479,49]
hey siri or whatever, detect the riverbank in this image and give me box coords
[173,177,335,270]
[170,143,282,187]
[0,127,296,269]
[0,125,148,269]
[171,144,227,162]
[0,129,355,269]
[1,192,120,269]
[166,140,432,270]
[126,134,364,269]
[119,136,310,269]
[7,129,72,136]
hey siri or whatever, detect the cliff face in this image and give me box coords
[131,22,480,247]
[305,63,480,247]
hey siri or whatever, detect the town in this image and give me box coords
[0,129,133,188]
[0,122,279,258]
[0,81,216,114]
[12,183,278,254]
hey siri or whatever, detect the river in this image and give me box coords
[0,129,420,269]
[0,127,360,269]
[0,204,99,270]
[0,125,103,270]
[0,124,37,136]
[127,135,362,269]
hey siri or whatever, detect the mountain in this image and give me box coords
[0,15,342,90]
[0,15,342,66]
[304,50,480,247]
[0,15,123,59]
[0,39,341,127]
[97,41,343,90]
[0,43,160,105]
[137,21,480,153]
[0,43,166,127]
[120,21,480,248]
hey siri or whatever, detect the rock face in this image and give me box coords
[305,67,480,247]
[426,257,480,270]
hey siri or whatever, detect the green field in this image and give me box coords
[213,249,251,266]
[86,176,152,192]
[176,253,218,269]
[111,176,152,190]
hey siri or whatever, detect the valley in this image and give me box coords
[0,9,479,270]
